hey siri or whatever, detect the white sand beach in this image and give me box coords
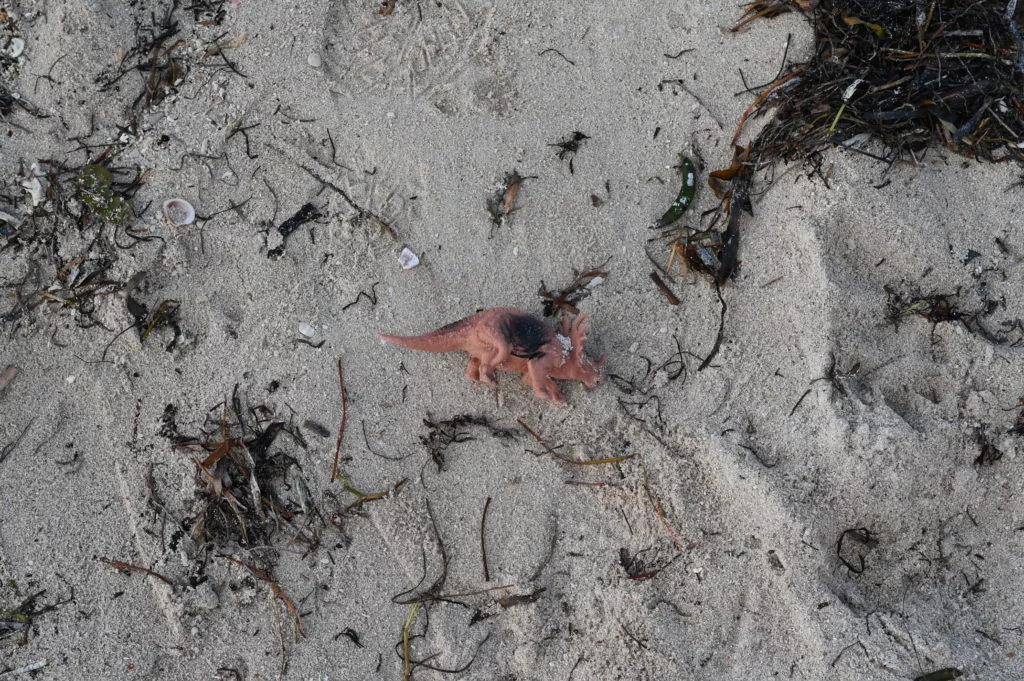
[2,0,1022,679]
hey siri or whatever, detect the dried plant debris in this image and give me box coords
[734,0,816,32]
[159,403,200,446]
[2,156,151,329]
[884,285,1023,346]
[126,296,184,351]
[538,258,610,317]
[485,170,532,231]
[649,271,680,306]
[0,587,73,645]
[609,336,687,397]
[267,203,323,259]
[619,547,680,580]
[913,668,963,681]
[420,414,517,471]
[710,1,1024,284]
[731,0,1024,166]
[1010,397,1024,436]
[186,0,229,26]
[163,386,320,551]
[972,426,1005,466]
[96,3,187,110]
[611,337,688,443]
[549,131,590,174]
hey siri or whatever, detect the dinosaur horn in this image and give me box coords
[571,314,590,347]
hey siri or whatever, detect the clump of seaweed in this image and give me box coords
[537,259,610,317]
[126,295,183,351]
[166,386,314,551]
[711,0,1024,279]
[1,156,147,328]
[884,284,1023,345]
[733,0,1024,166]
[0,587,73,645]
[420,414,517,471]
[96,3,188,110]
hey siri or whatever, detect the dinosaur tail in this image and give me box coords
[379,316,473,353]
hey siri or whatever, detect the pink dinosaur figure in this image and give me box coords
[380,307,605,402]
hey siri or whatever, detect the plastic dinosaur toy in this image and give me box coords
[380,307,605,402]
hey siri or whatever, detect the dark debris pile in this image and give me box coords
[739,0,1024,166]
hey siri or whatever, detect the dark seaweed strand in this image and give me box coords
[502,313,551,360]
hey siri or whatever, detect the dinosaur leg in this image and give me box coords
[465,357,482,382]
[477,347,510,387]
[526,360,562,402]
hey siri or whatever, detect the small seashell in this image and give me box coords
[398,247,420,269]
[162,198,195,226]
[6,38,25,59]
[307,53,322,68]
[298,322,316,338]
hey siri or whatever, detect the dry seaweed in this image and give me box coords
[126,296,183,350]
[485,170,533,232]
[649,271,681,305]
[96,556,174,586]
[331,358,348,483]
[537,258,610,317]
[549,131,590,174]
[420,414,517,472]
[884,285,1023,346]
[186,0,228,26]
[712,0,1024,284]
[0,588,73,645]
[95,2,187,110]
[731,1,1024,166]
[1010,397,1024,436]
[1,154,150,331]
[220,554,305,637]
[168,386,316,551]
[267,203,322,259]
[619,547,681,581]
[913,668,962,681]
[390,501,495,680]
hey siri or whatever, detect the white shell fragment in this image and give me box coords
[398,247,420,269]
[5,38,25,59]
[298,322,316,338]
[162,198,196,226]
[307,53,322,68]
[21,177,44,206]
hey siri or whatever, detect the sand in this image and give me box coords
[2,0,1023,679]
